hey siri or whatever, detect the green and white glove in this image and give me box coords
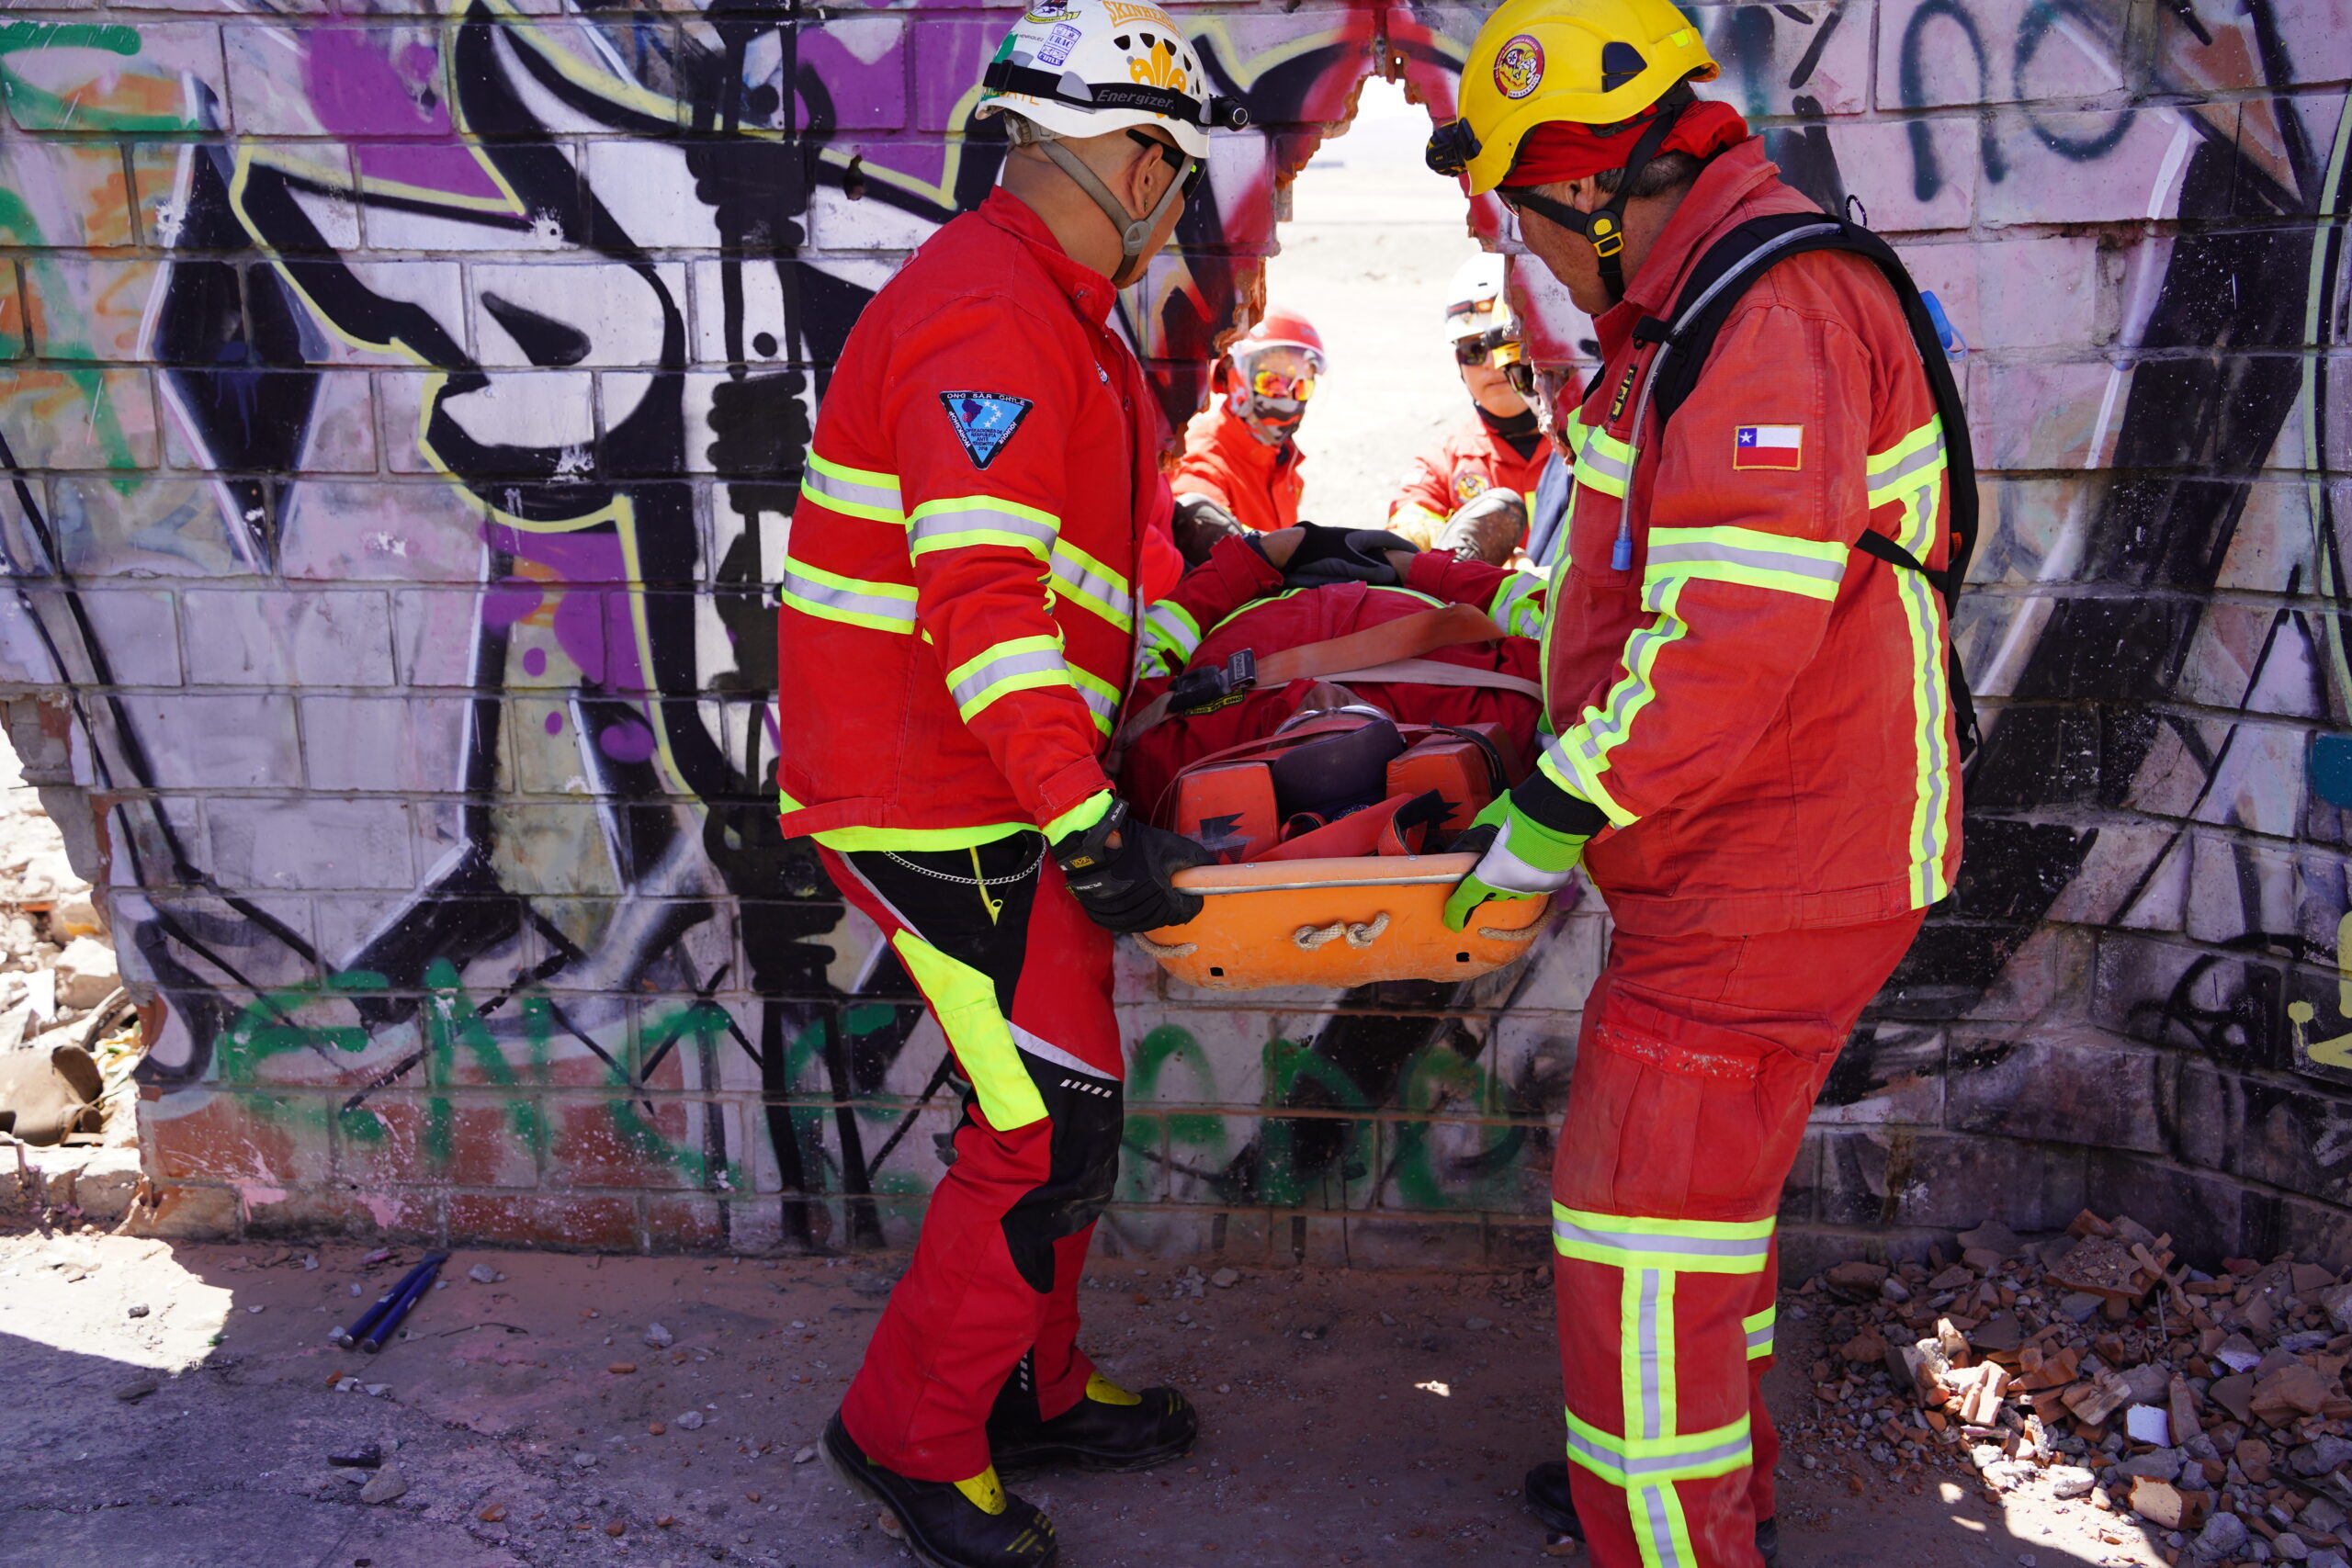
[1442,776,1603,932]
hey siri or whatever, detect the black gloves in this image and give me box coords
[1051,797,1211,933]
[1170,494,1248,567]
[1268,522,1418,588]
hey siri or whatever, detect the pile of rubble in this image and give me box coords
[1792,1212,2352,1567]
[0,754,118,1055]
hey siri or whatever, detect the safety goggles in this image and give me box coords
[1127,129,1206,201]
[1246,367,1317,401]
[1497,186,1624,257]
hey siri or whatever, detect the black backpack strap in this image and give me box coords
[1637,213,1982,759]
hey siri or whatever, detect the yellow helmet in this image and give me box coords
[1429,0,1717,196]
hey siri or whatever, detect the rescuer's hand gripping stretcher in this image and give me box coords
[1114,531,1554,989]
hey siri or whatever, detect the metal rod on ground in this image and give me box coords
[330,1254,441,1348]
[358,1253,447,1352]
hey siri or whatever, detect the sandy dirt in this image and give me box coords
[2,1230,2180,1568]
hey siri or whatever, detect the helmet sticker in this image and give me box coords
[1493,35,1544,100]
[1102,0,1179,27]
[939,392,1035,470]
[1024,0,1073,19]
[1123,32,1190,90]
[1037,21,1082,66]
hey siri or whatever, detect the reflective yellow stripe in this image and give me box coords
[1043,791,1113,842]
[908,495,1061,560]
[803,452,905,524]
[1141,600,1202,671]
[1542,573,1693,829]
[1574,428,1634,499]
[1644,525,1848,603]
[777,556,919,634]
[1068,663,1122,736]
[1564,1409,1753,1487]
[1048,539,1134,632]
[810,821,1031,852]
[1743,1305,1776,1360]
[945,634,1073,721]
[1864,418,1946,509]
[1550,1203,1775,1274]
[1488,571,1544,638]
[888,931,1046,1130]
[1560,407,1595,461]
[1870,417,1954,908]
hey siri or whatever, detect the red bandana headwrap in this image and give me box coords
[1503,99,1748,187]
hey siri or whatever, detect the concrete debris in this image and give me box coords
[674,1411,705,1430]
[468,1263,500,1285]
[1792,1208,2352,1568]
[327,1445,383,1468]
[643,1322,673,1348]
[1212,1268,1241,1289]
[357,1466,408,1505]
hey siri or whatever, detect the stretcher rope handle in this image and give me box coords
[1293,911,1390,950]
[1475,921,1544,942]
[1131,932,1197,959]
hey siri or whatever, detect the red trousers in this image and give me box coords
[824,834,1125,1482]
[1554,913,1922,1568]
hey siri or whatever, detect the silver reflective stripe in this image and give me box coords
[1550,1215,1773,1263]
[1565,1427,1755,1482]
[948,646,1069,709]
[910,505,1058,554]
[1579,443,1632,487]
[1876,432,1945,491]
[1074,681,1120,730]
[1637,1269,1663,1440]
[1642,1487,1684,1568]
[1746,1321,1775,1355]
[1013,1022,1114,1085]
[1051,548,1134,625]
[1645,540,1847,587]
[804,461,902,517]
[780,566,917,627]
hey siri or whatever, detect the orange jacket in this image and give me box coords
[1170,400,1304,534]
[775,188,1167,846]
[1388,412,1549,544]
[1537,139,1962,936]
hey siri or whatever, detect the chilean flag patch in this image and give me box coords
[1734,424,1803,470]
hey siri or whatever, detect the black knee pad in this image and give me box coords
[1000,1068,1125,1293]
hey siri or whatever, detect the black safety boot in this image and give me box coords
[986,1359,1198,1475]
[1524,1461,1781,1564]
[820,1411,1057,1568]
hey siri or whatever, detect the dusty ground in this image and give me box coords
[3,1230,2180,1568]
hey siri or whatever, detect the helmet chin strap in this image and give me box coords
[1037,137,1189,288]
[1498,94,1690,308]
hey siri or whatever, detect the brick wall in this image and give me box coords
[0,0,2346,1270]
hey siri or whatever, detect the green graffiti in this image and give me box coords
[0,23,198,133]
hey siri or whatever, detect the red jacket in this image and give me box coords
[1120,536,1545,823]
[775,189,1168,846]
[1170,400,1305,534]
[1540,139,1962,936]
[1388,413,1549,545]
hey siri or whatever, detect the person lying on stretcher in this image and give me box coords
[1117,523,1548,861]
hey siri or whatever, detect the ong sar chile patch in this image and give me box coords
[941,392,1035,470]
[1734,423,1802,470]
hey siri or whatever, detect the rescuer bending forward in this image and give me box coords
[1430,2,1965,1563]
[772,6,1248,1562]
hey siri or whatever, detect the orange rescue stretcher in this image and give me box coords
[1127,622,1554,989]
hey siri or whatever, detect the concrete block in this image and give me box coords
[1834,117,1978,232]
[2076,1148,2264,1269]
[335,1095,542,1190]
[137,143,358,251]
[2043,820,2185,930]
[276,478,493,583]
[2185,831,2298,952]
[6,588,181,686]
[469,261,686,370]
[1977,111,2193,227]
[207,795,413,890]
[444,1191,639,1250]
[1877,0,2131,110]
[0,141,137,247]
[36,475,244,579]
[181,587,394,687]
[300,694,485,795]
[225,25,445,137]
[450,20,684,132]
[1946,1026,2165,1152]
[0,265,19,360]
[22,257,159,362]
[1813,1023,1947,1127]
[1818,1128,2086,1231]
[2174,1060,2352,1207]
[111,691,300,788]
[785,18,911,130]
[1692,0,1871,117]
[162,369,379,475]
[0,370,159,468]
[579,140,721,254]
[150,1092,335,1183]
[130,1180,242,1239]
[1977,359,2116,470]
[2091,931,2285,1063]
[1962,925,2096,1025]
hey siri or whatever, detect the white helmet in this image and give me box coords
[1443,253,1515,344]
[978,0,1247,159]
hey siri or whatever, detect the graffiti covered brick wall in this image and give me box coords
[0,0,2345,1268]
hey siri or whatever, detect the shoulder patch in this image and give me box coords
[939,391,1034,470]
[1453,468,1489,503]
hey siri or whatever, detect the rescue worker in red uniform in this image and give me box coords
[1388,254,1550,564]
[1429,2,1962,1563]
[1166,309,1325,558]
[774,6,1247,1562]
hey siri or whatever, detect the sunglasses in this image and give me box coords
[1246,367,1316,401]
[1453,330,1523,367]
[1127,129,1206,199]
[1498,186,1623,256]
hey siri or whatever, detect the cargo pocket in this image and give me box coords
[890,931,1047,1132]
